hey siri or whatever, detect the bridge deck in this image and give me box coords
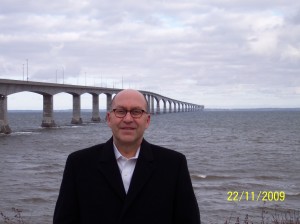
[0,79,204,134]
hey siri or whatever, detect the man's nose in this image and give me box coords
[123,111,133,122]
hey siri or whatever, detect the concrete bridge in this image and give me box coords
[0,78,204,134]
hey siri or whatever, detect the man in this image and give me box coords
[53,89,200,224]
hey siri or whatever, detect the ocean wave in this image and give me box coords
[191,174,235,181]
[11,131,39,136]
[286,192,300,196]
[191,174,207,179]
[20,197,48,204]
[254,175,282,180]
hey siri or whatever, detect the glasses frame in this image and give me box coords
[111,108,148,118]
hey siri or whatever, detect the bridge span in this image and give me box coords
[0,78,204,134]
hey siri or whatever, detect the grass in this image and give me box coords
[224,207,300,224]
[0,208,25,224]
[1,206,299,224]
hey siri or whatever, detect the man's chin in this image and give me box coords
[119,136,136,143]
[117,135,142,145]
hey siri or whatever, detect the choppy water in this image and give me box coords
[0,110,299,223]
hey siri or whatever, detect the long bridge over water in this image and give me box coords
[0,79,204,134]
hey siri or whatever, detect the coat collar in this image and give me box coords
[97,137,155,205]
[99,138,154,202]
[97,137,126,200]
[98,137,154,162]
[119,139,155,219]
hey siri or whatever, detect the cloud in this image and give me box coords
[0,0,300,108]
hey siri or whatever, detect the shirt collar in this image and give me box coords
[113,143,140,160]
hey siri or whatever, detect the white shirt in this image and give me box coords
[113,144,140,193]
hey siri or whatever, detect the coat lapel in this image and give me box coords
[97,138,126,200]
[119,139,155,218]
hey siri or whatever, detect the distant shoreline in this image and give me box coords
[7,108,300,112]
[204,108,300,111]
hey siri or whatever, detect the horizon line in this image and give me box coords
[7,107,300,111]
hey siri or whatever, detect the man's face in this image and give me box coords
[107,90,150,147]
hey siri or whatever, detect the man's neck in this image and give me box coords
[113,140,142,159]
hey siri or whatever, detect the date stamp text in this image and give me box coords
[227,191,286,202]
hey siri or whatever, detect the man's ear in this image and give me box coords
[145,114,151,129]
[106,112,111,126]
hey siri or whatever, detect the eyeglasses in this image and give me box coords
[111,108,148,118]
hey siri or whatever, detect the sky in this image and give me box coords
[1,0,300,109]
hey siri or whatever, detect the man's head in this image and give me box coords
[107,89,151,153]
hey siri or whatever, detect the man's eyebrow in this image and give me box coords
[114,106,145,110]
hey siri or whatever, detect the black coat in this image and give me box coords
[53,138,200,224]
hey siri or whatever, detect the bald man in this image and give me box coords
[53,89,200,224]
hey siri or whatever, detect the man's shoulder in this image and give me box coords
[143,141,188,171]
[145,141,185,161]
[68,143,106,161]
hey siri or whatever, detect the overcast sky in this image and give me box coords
[1,0,300,109]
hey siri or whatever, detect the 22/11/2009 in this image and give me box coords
[227,191,286,202]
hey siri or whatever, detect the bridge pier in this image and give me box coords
[156,100,160,114]
[71,94,82,124]
[41,94,56,127]
[163,101,167,113]
[150,95,155,114]
[91,94,101,122]
[0,95,12,134]
[147,95,151,113]
[144,95,150,112]
[106,94,112,112]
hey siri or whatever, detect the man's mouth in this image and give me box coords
[121,127,135,130]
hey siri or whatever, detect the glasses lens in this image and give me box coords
[113,109,146,118]
[130,109,143,118]
[114,109,127,117]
